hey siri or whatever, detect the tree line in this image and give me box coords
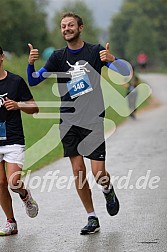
[0,0,99,56]
[109,0,167,66]
[0,0,51,55]
[0,0,166,67]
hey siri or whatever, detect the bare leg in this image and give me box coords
[91,160,120,216]
[91,160,111,189]
[6,162,39,219]
[70,155,94,213]
[0,161,14,219]
[6,162,27,197]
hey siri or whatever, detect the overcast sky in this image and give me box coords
[45,0,124,29]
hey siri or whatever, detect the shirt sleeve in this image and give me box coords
[18,77,33,101]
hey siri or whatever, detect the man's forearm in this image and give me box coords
[17,100,39,114]
[27,64,46,86]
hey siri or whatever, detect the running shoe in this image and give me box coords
[80,216,100,235]
[103,187,119,216]
[0,221,18,236]
[22,189,39,218]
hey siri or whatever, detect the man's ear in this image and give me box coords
[79,25,84,32]
[1,53,5,61]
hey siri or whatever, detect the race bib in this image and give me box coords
[67,74,93,99]
[0,122,7,140]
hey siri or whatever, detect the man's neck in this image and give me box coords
[0,67,7,80]
[67,39,84,50]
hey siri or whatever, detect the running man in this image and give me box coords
[137,51,148,70]
[27,12,130,235]
[127,69,140,119]
[0,46,39,236]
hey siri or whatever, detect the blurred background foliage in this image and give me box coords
[0,0,167,68]
[109,0,167,67]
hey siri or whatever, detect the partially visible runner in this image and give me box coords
[27,12,130,235]
[127,70,140,119]
[0,46,39,236]
[137,51,148,70]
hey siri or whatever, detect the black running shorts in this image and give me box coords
[60,123,106,161]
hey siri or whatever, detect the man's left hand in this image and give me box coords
[99,43,115,62]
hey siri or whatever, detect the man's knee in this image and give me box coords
[73,165,86,178]
[93,171,110,185]
[9,178,23,192]
[0,179,8,191]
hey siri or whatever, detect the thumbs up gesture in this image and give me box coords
[105,42,110,51]
[28,43,39,65]
[99,42,115,62]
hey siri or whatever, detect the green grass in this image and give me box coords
[4,55,149,173]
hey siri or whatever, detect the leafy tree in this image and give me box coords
[109,0,167,65]
[125,15,158,65]
[51,1,99,49]
[109,2,138,59]
[0,0,51,55]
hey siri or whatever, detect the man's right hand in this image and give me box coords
[28,43,39,65]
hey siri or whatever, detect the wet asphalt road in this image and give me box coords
[0,73,167,252]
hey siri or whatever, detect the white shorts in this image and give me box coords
[0,144,25,166]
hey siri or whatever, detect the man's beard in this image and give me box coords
[63,30,80,42]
